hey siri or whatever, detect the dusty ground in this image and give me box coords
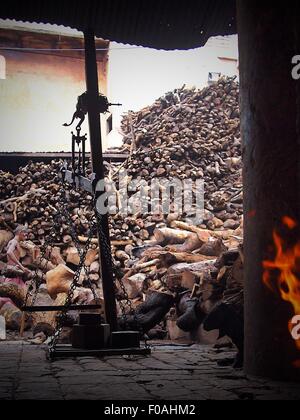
[0,341,299,400]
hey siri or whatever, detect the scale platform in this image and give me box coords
[48,344,151,360]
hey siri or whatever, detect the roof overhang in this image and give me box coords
[0,0,237,50]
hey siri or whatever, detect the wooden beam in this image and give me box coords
[0,27,109,60]
[84,29,118,331]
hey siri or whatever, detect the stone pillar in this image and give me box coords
[237,0,300,380]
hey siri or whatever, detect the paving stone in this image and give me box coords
[0,341,299,400]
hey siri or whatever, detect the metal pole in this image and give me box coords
[84,29,118,331]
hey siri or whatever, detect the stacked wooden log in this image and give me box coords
[116,222,243,339]
[0,77,242,253]
[0,77,244,354]
[115,77,244,355]
[0,161,95,242]
[120,76,242,232]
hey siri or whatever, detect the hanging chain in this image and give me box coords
[95,211,135,316]
[49,218,98,354]
[26,163,150,352]
[95,209,149,347]
[24,203,66,307]
[58,196,99,302]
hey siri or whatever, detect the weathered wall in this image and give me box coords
[0,30,109,153]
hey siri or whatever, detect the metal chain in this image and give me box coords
[95,210,149,346]
[95,211,134,315]
[49,218,98,354]
[58,195,99,302]
[27,162,149,351]
[24,174,100,349]
[24,204,65,307]
[62,161,145,337]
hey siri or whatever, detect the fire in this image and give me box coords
[263,217,300,359]
[282,216,298,230]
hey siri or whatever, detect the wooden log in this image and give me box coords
[118,290,175,333]
[117,273,146,300]
[166,318,191,342]
[168,260,216,276]
[158,251,213,268]
[0,283,25,309]
[0,302,29,331]
[176,294,205,332]
[0,188,47,205]
[115,250,130,262]
[154,228,195,246]
[170,221,212,243]
[78,236,99,245]
[50,247,65,266]
[135,259,160,271]
[66,247,98,267]
[46,264,75,300]
[89,273,100,283]
[0,230,13,253]
[164,271,200,292]
[215,249,240,268]
[132,245,163,259]
[111,240,134,247]
[1,265,25,278]
[34,257,56,273]
[197,239,228,257]
[154,228,204,253]
[169,233,204,253]
[29,289,66,333]
[89,261,100,274]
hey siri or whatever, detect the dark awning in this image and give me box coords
[0,0,237,50]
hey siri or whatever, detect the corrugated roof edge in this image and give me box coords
[0,0,237,51]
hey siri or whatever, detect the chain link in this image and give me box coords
[24,199,68,307]
[95,210,147,345]
[25,165,148,352]
[49,217,98,354]
[59,196,99,302]
[95,212,134,316]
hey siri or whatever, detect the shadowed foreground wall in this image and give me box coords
[238,0,300,381]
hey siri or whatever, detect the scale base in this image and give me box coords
[48,344,151,360]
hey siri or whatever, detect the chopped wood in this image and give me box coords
[0,230,13,253]
[0,283,25,309]
[0,77,244,343]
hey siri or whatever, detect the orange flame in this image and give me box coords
[282,216,298,230]
[263,217,300,363]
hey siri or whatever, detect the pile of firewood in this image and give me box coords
[116,221,243,359]
[0,77,244,358]
[120,76,242,232]
[0,161,95,244]
[0,77,242,255]
[115,76,244,361]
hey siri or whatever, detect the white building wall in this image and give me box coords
[0,55,5,79]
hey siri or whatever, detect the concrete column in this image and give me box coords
[237,0,300,380]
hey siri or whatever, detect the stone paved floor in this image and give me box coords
[0,341,300,400]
